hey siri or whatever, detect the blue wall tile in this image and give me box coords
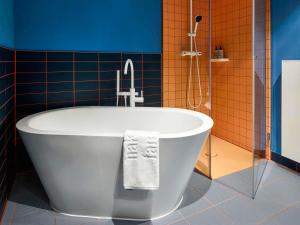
[100,62,121,72]
[48,82,73,93]
[16,51,46,61]
[48,72,73,82]
[16,83,45,95]
[47,92,73,103]
[47,52,73,61]
[17,62,45,73]
[75,72,98,81]
[75,53,98,62]
[75,81,98,91]
[17,94,45,105]
[75,62,98,72]
[48,62,72,72]
[17,73,46,83]
[0,46,15,211]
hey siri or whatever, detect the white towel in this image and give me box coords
[123,130,159,190]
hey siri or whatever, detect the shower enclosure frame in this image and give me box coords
[251,0,268,199]
[203,0,267,199]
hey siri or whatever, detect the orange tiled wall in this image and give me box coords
[163,0,210,115]
[163,0,270,153]
[211,0,253,150]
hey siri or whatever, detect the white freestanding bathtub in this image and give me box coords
[16,107,213,221]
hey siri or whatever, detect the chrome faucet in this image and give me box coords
[116,59,144,107]
[124,59,135,90]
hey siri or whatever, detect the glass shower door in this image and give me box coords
[252,0,267,198]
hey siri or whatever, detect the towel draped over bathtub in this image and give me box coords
[123,130,159,190]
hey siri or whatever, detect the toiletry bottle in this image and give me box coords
[219,45,224,59]
[214,46,219,59]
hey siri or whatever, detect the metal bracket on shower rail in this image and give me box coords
[181,51,202,57]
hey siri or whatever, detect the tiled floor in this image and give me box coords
[1,161,299,225]
[196,136,253,179]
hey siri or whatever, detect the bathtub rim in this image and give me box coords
[16,106,213,139]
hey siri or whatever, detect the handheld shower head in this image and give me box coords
[193,15,202,34]
[195,15,202,23]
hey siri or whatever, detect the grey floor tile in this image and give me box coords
[202,181,238,205]
[1,201,16,223]
[216,194,284,225]
[255,175,300,208]
[217,174,252,198]
[185,206,234,225]
[12,203,48,218]
[102,219,147,225]
[259,205,300,225]
[2,166,299,225]
[179,193,212,218]
[11,210,54,225]
[261,162,300,187]
[258,217,282,225]
[10,172,50,210]
[150,211,184,225]
[169,219,189,225]
[104,211,184,225]
[55,215,101,225]
[252,159,268,190]
[187,172,212,193]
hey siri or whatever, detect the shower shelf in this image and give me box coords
[211,58,229,62]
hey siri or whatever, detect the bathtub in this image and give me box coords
[16,107,213,220]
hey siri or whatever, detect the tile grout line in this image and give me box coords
[45,51,48,110]
[97,53,101,106]
[166,210,186,225]
[204,195,237,225]
[72,51,76,106]
[177,210,191,225]
[255,200,300,225]
[178,194,239,221]
[259,164,300,189]
[192,183,242,206]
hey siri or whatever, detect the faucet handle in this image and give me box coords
[140,90,143,97]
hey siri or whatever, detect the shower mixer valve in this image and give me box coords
[181,50,202,57]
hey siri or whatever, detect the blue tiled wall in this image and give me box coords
[0,46,15,216]
[0,0,15,216]
[14,0,161,52]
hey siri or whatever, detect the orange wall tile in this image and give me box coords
[211,0,253,150]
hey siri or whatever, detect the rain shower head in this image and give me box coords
[193,15,202,34]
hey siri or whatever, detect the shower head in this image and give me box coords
[193,15,202,34]
[195,15,202,22]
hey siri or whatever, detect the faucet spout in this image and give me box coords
[124,59,134,89]
[117,58,143,107]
